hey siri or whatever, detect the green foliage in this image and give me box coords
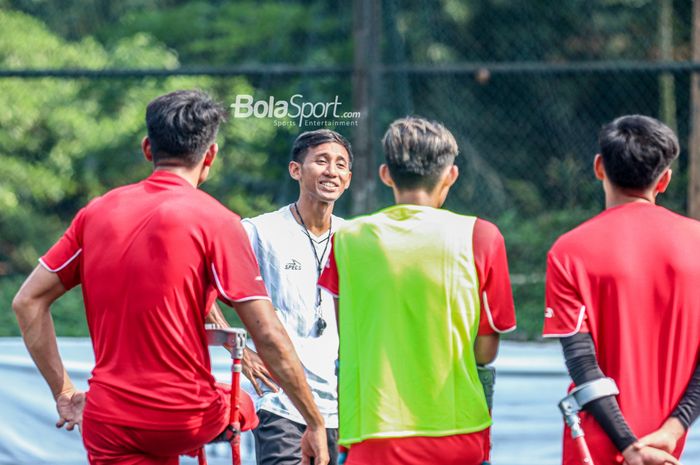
[389,0,691,63]
[0,10,302,274]
[511,280,546,342]
[0,1,694,340]
[0,276,87,336]
[70,1,354,66]
[0,7,345,336]
[0,277,21,336]
[496,208,598,340]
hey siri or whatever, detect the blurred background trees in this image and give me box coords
[0,0,693,338]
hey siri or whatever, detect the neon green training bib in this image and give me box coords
[334,205,491,445]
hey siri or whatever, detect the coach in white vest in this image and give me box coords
[242,129,352,465]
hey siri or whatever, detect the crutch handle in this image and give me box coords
[558,378,619,465]
[204,324,246,357]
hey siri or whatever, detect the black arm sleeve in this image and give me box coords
[671,358,700,429]
[560,333,637,452]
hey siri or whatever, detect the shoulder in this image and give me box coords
[187,189,242,223]
[83,180,144,212]
[334,211,378,236]
[548,210,609,257]
[433,208,479,227]
[149,189,244,237]
[428,209,481,240]
[473,218,504,248]
[661,206,700,231]
[80,182,143,220]
[243,206,291,231]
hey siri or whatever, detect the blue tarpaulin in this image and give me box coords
[1,339,697,465]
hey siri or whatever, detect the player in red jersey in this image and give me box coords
[543,115,700,465]
[12,90,329,465]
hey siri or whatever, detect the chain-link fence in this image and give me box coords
[0,0,695,338]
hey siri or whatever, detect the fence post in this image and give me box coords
[658,0,676,132]
[351,0,381,215]
[689,0,700,220]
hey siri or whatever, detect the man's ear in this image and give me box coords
[203,143,218,167]
[593,154,606,181]
[655,168,672,194]
[379,164,394,187]
[289,160,302,181]
[443,165,459,188]
[434,164,458,207]
[142,137,153,162]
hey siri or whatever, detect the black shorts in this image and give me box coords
[253,410,339,465]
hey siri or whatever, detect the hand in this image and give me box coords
[300,425,329,465]
[637,418,686,454]
[622,442,682,465]
[242,348,279,396]
[55,389,86,432]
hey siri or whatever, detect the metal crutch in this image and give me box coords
[205,324,248,465]
[558,377,620,465]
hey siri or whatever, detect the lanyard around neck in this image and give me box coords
[293,203,332,308]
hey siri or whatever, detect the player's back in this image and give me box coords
[333,204,491,441]
[551,202,700,434]
[78,171,233,428]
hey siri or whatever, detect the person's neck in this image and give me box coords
[154,165,200,188]
[604,188,656,209]
[393,189,441,208]
[293,197,334,236]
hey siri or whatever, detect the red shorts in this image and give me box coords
[345,428,490,465]
[82,384,258,465]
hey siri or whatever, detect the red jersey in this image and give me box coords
[319,217,515,464]
[543,202,700,462]
[41,170,269,430]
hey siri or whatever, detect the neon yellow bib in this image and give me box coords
[334,205,490,445]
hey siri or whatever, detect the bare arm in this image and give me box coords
[13,265,71,397]
[208,302,280,395]
[12,265,85,430]
[233,298,322,427]
[232,298,328,464]
[475,333,499,365]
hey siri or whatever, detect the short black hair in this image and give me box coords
[382,116,459,190]
[598,115,679,190]
[290,129,353,165]
[146,90,227,167]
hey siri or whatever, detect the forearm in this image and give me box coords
[671,357,700,429]
[235,299,324,428]
[254,329,324,427]
[475,333,499,365]
[13,298,72,398]
[560,333,637,452]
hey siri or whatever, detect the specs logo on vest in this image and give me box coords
[284,259,302,271]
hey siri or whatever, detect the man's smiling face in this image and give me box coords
[291,142,352,203]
